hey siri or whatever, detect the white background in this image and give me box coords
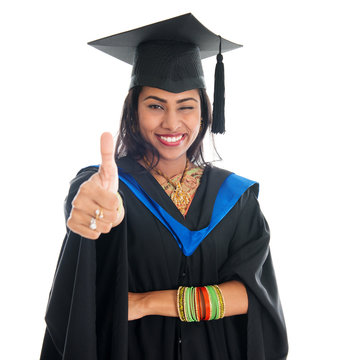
[1,0,359,359]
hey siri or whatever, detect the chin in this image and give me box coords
[158,151,188,162]
[152,142,190,162]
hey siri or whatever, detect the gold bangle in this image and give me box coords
[213,285,225,319]
[177,286,183,320]
[177,286,186,322]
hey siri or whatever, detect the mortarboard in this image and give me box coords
[88,13,242,134]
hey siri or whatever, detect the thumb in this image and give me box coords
[98,132,118,192]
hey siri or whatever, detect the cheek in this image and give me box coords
[138,109,155,137]
[187,114,201,136]
[190,121,200,135]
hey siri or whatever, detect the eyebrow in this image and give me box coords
[143,96,198,104]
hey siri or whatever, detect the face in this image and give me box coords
[138,86,201,163]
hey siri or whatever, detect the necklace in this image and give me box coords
[144,157,191,211]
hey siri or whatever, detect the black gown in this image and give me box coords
[40,156,288,360]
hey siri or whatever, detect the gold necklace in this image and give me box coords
[144,158,191,210]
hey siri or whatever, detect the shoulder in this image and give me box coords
[207,164,259,198]
[69,165,99,191]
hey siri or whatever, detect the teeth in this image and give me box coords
[160,135,183,143]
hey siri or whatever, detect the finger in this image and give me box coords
[80,178,119,211]
[66,215,101,240]
[68,208,114,234]
[67,222,101,240]
[100,132,115,167]
[99,132,117,189]
[71,195,119,224]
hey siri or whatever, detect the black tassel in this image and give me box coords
[212,36,225,134]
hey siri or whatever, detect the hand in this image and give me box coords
[128,292,148,321]
[67,132,125,239]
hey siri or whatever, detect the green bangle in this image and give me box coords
[184,287,199,322]
[190,287,198,322]
[206,285,219,320]
[189,287,195,322]
[184,287,192,322]
[190,287,195,322]
[185,287,190,322]
[192,287,200,322]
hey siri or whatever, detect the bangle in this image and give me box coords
[206,285,219,320]
[189,287,197,322]
[190,287,197,322]
[185,287,198,322]
[177,286,186,322]
[200,287,211,320]
[185,286,191,322]
[195,287,202,321]
[213,285,225,319]
[177,285,225,322]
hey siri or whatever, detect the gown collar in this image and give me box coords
[114,156,257,256]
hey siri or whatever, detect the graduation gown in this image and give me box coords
[40,156,288,360]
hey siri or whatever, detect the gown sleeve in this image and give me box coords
[39,167,102,360]
[218,187,288,360]
[40,165,130,360]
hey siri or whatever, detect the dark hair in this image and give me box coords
[115,86,213,168]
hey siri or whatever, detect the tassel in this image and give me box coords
[212,36,225,134]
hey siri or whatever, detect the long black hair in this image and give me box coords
[115,86,213,168]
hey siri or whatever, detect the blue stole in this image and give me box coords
[117,168,257,256]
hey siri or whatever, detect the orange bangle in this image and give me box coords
[200,286,211,320]
[196,287,202,321]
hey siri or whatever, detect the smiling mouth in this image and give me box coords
[156,134,186,146]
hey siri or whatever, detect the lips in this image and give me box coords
[156,133,186,146]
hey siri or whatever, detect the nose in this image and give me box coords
[161,109,181,131]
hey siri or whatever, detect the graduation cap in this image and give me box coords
[88,13,242,134]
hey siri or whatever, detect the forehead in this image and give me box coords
[139,86,200,101]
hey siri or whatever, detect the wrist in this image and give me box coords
[143,290,178,317]
[142,292,153,317]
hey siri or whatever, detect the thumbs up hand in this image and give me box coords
[67,132,125,240]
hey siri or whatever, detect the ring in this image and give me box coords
[89,217,97,230]
[95,208,104,220]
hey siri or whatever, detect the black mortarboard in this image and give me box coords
[88,13,242,133]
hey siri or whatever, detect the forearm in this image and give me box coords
[143,280,248,318]
[144,289,178,317]
[218,280,248,316]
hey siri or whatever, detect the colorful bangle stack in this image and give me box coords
[177,285,225,322]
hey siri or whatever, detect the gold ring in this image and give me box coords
[95,208,104,220]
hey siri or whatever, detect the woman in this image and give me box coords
[40,14,288,360]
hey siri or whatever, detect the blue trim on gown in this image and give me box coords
[116,168,257,256]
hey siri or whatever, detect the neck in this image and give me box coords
[157,157,188,178]
[142,154,188,179]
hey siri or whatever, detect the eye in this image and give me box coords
[179,106,194,111]
[148,104,164,110]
